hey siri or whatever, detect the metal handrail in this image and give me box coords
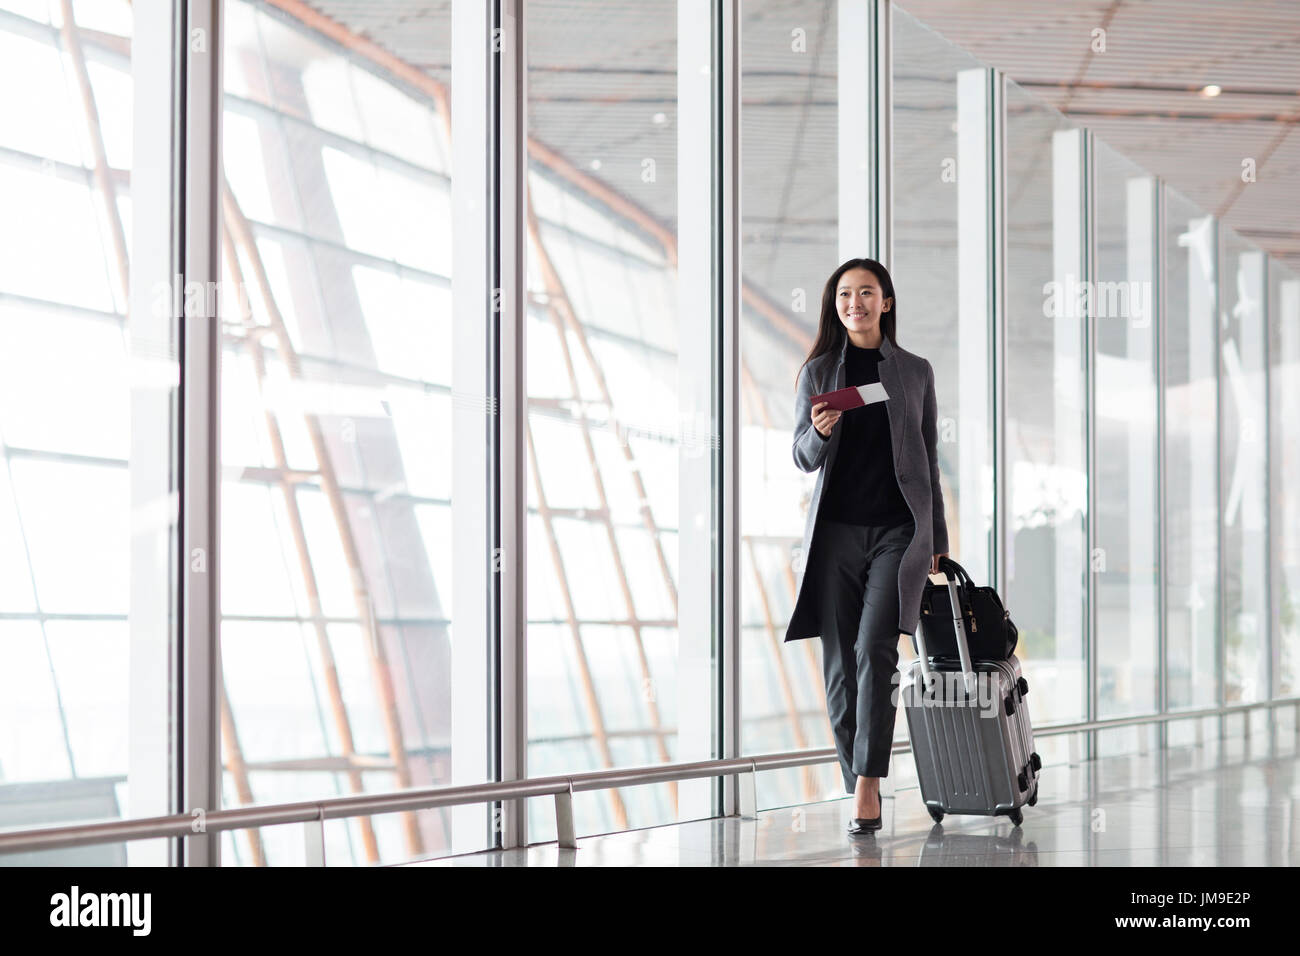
[1,696,1295,860]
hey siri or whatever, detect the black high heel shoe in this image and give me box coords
[846,815,881,834]
[847,794,882,834]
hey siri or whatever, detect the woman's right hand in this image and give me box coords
[812,401,841,439]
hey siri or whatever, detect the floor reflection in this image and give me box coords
[406,731,1299,866]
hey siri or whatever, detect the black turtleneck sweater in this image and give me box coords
[818,343,913,527]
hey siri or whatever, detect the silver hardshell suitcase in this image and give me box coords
[902,570,1041,826]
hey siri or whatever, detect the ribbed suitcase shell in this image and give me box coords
[903,572,1040,824]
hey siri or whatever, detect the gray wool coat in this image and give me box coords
[785,332,949,642]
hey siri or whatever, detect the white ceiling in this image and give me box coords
[896,0,1300,273]
[289,0,1300,276]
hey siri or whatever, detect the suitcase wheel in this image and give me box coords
[1008,808,1023,827]
[1004,696,1016,717]
[927,806,944,824]
[1030,751,1041,772]
[1017,676,1029,697]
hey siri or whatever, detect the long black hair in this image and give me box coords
[795,257,898,389]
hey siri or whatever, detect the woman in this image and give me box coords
[786,258,949,836]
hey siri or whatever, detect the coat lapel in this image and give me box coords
[833,331,904,461]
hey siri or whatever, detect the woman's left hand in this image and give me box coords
[929,552,949,575]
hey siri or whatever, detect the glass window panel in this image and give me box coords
[0,3,177,861]
[0,306,128,458]
[551,517,623,621]
[222,621,332,761]
[1219,227,1268,703]
[1164,187,1218,709]
[613,526,675,622]
[1270,261,1300,698]
[527,511,566,622]
[892,8,993,583]
[300,58,366,143]
[296,486,357,619]
[738,0,847,807]
[70,0,131,36]
[1004,81,1087,725]
[349,67,442,171]
[0,167,115,310]
[11,458,128,614]
[413,504,452,619]
[221,481,307,618]
[0,1,49,23]
[526,0,717,841]
[86,57,133,170]
[0,29,83,163]
[221,108,302,230]
[218,0,476,866]
[527,624,593,739]
[0,621,72,782]
[0,464,36,612]
[325,623,389,756]
[530,414,603,510]
[43,620,128,777]
[1093,140,1158,718]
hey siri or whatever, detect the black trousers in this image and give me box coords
[813,515,915,793]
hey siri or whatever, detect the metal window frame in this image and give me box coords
[872,0,892,265]
[179,0,223,868]
[1263,256,1274,702]
[1214,215,1225,732]
[127,0,183,867]
[495,0,528,850]
[719,0,741,818]
[991,68,1007,605]
[1083,128,1097,761]
[451,0,496,854]
[1155,177,1168,750]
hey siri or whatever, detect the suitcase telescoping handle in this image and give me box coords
[913,569,976,696]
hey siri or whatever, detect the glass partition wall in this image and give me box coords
[1092,141,1159,723]
[1163,186,1219,716]
[1269,261,1300,701]
[737,0,850,809]
[1003,82,1088,730]
[0,0,178,865]
[524,0,720,843]
[1219,225,1268,706]
[216,0,481,866]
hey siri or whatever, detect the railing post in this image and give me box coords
[305,805,325,867]
[555,780,577,850]
[738,760,757,820]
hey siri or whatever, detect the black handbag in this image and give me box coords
[917,556,1018,661]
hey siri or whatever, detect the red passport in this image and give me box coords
[810,382,889,410]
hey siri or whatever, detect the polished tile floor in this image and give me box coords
[408,731,1299,866]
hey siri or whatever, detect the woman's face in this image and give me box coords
[835,267,892,335]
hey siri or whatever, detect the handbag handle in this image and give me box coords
[937,555,974,590]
